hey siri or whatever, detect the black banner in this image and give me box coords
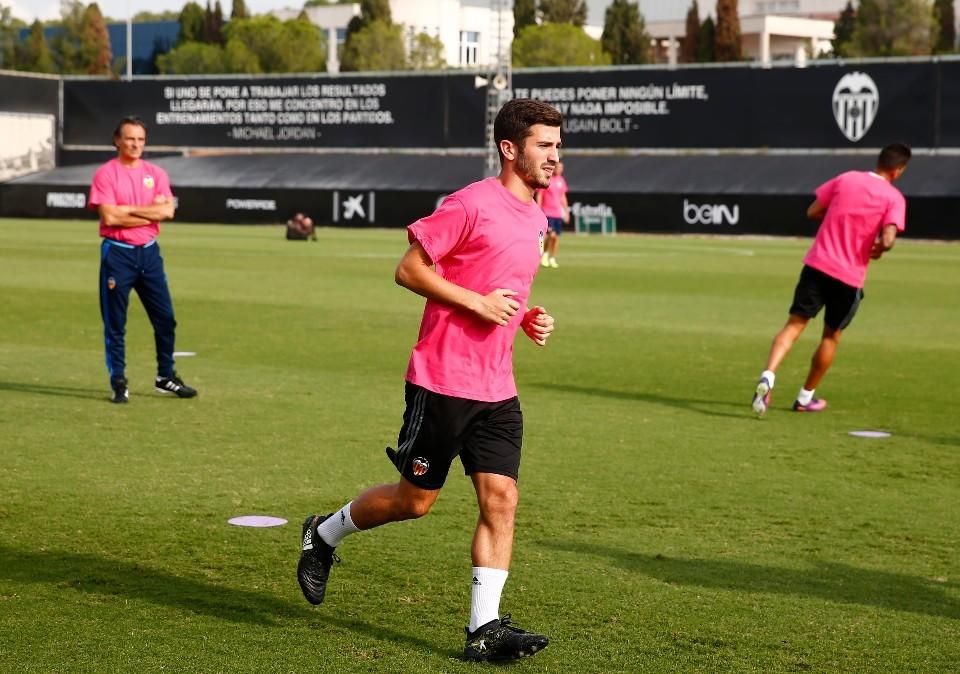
[0,73,59,116]
[60,62,949,150]
[63,74,483,149]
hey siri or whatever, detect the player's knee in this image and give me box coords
[396,493,435,520]
[480,482,519,517]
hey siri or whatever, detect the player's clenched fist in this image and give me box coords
[521,306,554,346]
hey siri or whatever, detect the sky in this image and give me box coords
[10,0,644,27]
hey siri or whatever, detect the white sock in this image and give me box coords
[797,388,815,406]
[760,370,776,388]
[316,502,360,547]
[469,566,508,633]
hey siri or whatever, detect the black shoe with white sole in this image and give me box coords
[110,376,129,404]
[155,372,197,398]
[463,615,549,662]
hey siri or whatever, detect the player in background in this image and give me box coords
[752,143,911,416]
[297,99,558,662]
[88,116,197,404]
[536,160,569,268]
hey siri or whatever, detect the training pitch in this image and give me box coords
[1,219,958,672]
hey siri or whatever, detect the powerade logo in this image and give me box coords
[226,198,277,211]
[683,199,739,226]
[46,192,86,208]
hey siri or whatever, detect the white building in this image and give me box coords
[271,0,512,73]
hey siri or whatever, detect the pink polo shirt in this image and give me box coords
[405,177,547,402]
[89,158,173,246]
[538,175,568,219]
[804,171,906,288]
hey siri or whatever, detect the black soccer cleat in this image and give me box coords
[110,376,129,404]
[155,372,197,398]
[463,615,549,662]
[297,514,340,605]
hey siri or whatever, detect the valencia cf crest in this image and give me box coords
[832,72,879,143]
[538,229,545,255]
[107,276,116,290]
[143,175,155,189]
[412,457,430,476]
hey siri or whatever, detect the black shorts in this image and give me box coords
[386,382,523,490]
[789,265,864,331]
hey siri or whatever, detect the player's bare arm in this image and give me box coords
[520,306,555,346]
[806,199,827,220]
[395,241,520,326]
[870,224,898,259]
[129,197,175,222]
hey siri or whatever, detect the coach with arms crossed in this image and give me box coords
[89,116,197,403]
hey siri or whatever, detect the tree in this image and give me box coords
[341,19,405,70]
[408,32,446,70]
[514,0,536,38]
[681,0,700,63]
[156,40,224,73]
[540,0,588,26]
[345,0,392,40]
[831,1,856,56]
[934,0,955,52]
[851,0,935,56]
[714,0,742,61]
[231,0,249,20]
[0,4,26,69]
[132,10,179,22]
[601,0,650,65]
[18,19,56,72]
[513,23,610,67]
[202,0,225,44]
[224,15,326,72]
[698,16,715,61]
[79,2,111,75]
[178,2,205,44]
[223,37,260,72]
[51,0,85,73]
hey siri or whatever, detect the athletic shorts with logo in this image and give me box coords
[789,264,864,331]
[386,382,523,490]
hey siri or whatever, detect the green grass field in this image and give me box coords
[1,219,958,673]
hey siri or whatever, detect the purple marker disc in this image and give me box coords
[228,515,288,527]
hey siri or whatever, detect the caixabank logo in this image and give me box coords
[832,71,879,143]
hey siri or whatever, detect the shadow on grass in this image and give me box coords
[530,382,749,420]
[0,544,451,656]
[0,381,105,401]
[542,540,960,620]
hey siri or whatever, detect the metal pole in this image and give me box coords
[126,9,133,80]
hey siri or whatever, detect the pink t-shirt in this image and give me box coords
[804,171,906,288]
[89,158,173,246]
[538,175,568,219]
[405,177,547,402]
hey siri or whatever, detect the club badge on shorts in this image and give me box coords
[107,276,116,290]
[412,457,430,476]
[143,175,155,189]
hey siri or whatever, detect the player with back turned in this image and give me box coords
[751,143,911,416]
[296,99,560,662]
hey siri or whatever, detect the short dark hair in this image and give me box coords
[494,99,562,162]
[877,143,911,171]
[113,116,147,140]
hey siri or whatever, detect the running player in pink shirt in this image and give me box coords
[752,143,910,416]
[297,99,558,662]
[536,160,569,268]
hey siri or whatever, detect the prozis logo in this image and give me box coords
[683,199,739,226]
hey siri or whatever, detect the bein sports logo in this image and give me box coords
[683,199,739,226]
[832,72,879,143]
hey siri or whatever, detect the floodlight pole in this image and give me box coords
[483,0,512,177]
[126,12,133,80]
